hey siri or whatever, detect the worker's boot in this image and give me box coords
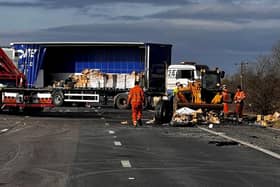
[133,121,137,127]
[137,119,142,126]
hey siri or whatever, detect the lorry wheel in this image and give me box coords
[53,91,64,107]
[154,100,172,124]
[115,93,128,109]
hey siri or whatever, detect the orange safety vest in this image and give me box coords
[128,85,144,104]
[234,90,246,103]
[222,89,230,103]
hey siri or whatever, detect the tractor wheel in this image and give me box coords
[154,100,172,124]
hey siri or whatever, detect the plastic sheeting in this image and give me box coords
[12,44,46,87]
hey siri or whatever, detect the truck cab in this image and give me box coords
[167,62,208,94]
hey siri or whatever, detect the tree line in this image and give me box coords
[223,41,280,115]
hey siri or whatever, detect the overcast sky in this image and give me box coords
[1,0,280,73]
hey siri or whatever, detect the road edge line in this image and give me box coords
[198,126,280,160]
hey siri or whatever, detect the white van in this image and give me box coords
[167,62,209,94]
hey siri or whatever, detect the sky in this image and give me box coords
[1,0,280,73]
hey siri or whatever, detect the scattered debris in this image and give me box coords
[146,119,155,125]
[171,107,221,126]
[171,107,203,124]
[256,112,280,128]
[121,121,128,125]
[206,111,220,124]
[1,128,8,132]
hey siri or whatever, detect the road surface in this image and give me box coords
[0,107,279,187]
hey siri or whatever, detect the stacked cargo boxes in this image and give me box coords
[87,70,105,88]
[64,69,141,89]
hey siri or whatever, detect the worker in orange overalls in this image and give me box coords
[234,85,246,119]
[222,85,230,116]
[128,81,144,127]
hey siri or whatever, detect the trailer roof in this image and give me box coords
[10,42,172,47]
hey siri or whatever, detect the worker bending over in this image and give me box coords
[128,81,145,127]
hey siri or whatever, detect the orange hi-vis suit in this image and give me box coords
[128,85,144,126]
[222,88,230,115]
[234,90,246,118]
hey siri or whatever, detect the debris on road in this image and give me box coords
[170,107,221,126]
[1,128,8,132]
[121,120,128,125]
[171,107,203,125]
[206,111,220,124]
[146,119,155,125]
[256,112,280,128]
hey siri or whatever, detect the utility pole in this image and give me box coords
[236,61,248,90]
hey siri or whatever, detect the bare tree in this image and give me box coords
[272,41,280,67]
[230,41,280,115]
[246,56,280,114]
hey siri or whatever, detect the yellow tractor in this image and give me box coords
[154,69,225,124]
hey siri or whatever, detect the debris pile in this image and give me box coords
[206,111,221,124]
[256,112,280,128]
[171,107,221,126]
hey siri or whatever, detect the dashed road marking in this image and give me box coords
[128,177,135,180]
[121,160,132,168]
[105,123,110,126]
[198,126,280,160]
[114,141,122,146]
[113,136,117,139]
[109,130,115,134]
[1,128,8,132]
[101,117,105,120]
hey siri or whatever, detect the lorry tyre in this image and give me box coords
[154,100,171,124]
[114,93,128,109]
[53,91,64,107]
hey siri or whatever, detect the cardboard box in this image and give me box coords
[116,74,126,89]
[105,74,117,88]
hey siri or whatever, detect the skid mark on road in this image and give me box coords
[198,126,280,160]
[0,143,21,170]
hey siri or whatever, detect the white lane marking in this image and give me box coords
[128,177,135,180]
[1,128,8,132]
[267,127,280,132]
[109,130,115,134]
[114,141,122,146]
[101,117,105,120]
[121,160,132,168]
[198,126,280,160]
[113,136,117,139]
[105,123,109,126]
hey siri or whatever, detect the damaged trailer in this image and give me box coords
[10,42,172,109]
